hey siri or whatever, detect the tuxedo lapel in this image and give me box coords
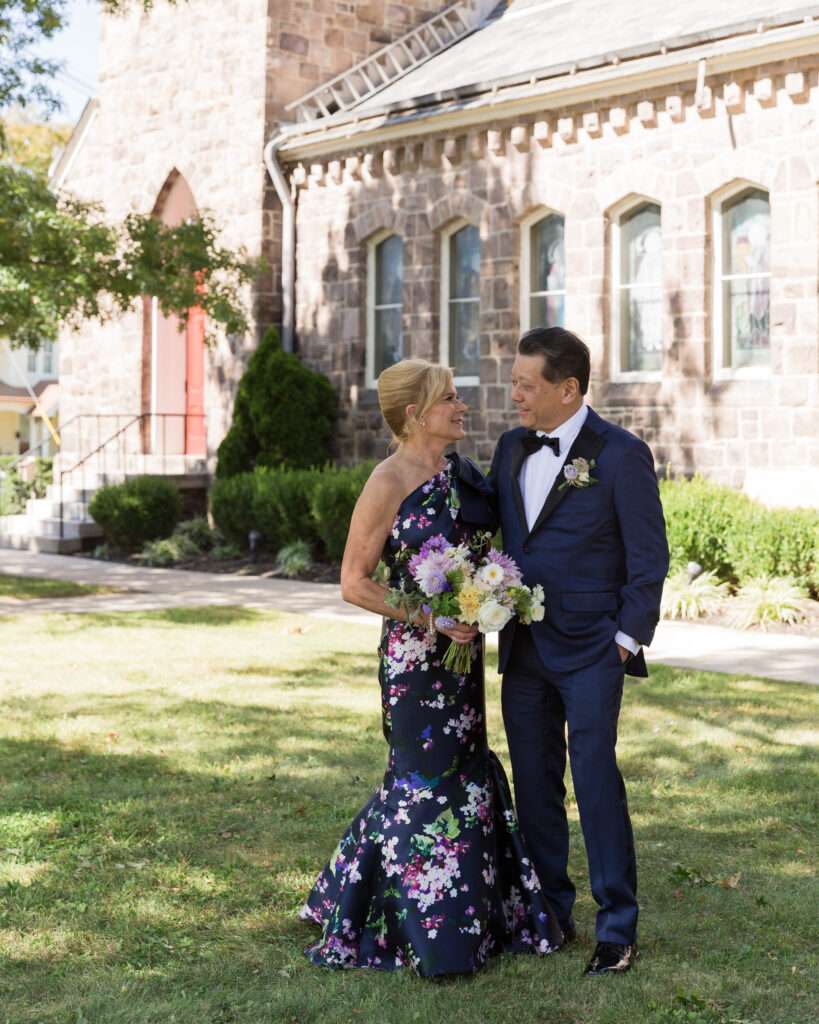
[528,420,607,536]
[509,435,529,538]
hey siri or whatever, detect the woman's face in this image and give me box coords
[419,382,467,442]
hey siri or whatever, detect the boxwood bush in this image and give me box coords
[88,475,182,548]
[660,473,818,596]
[209,461,374,560]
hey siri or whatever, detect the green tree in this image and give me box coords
[0,0,259,348]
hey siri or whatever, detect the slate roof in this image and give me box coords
[347,0,819,117]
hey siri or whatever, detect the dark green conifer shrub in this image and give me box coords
[215,327,335,477]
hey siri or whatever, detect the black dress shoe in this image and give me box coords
[584,941,637,975]
[560,924,576,945]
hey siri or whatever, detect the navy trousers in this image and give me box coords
[501,625,638,944]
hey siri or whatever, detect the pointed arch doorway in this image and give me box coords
[142,170,206,457]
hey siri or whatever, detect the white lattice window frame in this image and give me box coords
[711,184,772,381]
[366,228,403,389]
[519,207,567,334]
[609,196,664,383]
[440,218,480,386]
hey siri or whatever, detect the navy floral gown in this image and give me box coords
[299,454,564,975]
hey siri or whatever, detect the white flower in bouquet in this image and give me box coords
[477,599,514,633]
[477,563,505,588]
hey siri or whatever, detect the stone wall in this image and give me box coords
[58,0,271,462]
[57,0,457,465]
[289,54,819,502]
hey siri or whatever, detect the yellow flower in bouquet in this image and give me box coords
[458,582,481,625]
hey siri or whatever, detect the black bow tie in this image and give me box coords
[521,430,561,457]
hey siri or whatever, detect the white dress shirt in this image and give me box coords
[517,403,640,658]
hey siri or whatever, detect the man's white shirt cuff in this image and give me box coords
[614,631,641,656]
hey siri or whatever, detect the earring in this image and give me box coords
[420,420,426,427]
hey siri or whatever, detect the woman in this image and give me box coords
[299,359,564,975]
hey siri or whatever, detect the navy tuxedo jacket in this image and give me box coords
[488,408,669,678]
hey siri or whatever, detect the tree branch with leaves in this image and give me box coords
[0,0,261,349]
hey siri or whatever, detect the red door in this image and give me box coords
[185,302,206,456]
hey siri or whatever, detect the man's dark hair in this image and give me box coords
[518,327,590,394]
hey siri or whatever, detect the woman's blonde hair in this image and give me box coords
[377,359,453,446]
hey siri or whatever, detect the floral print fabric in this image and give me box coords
[299,462,563,975]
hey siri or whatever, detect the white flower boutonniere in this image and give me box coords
[558,457,597,491]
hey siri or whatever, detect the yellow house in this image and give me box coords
[0,341,59,457]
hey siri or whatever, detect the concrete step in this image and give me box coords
[0,531,83,554]
[25,497,89,521]
[0,514,102,541]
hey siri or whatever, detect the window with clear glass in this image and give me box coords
[618,203,662,373]
[529,214,565,328]
[372,234,403,377]
[27,350,37,373]
[42,341,54,376]
[721,190,770,369]
[448,224,480,378]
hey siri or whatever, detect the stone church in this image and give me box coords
[52,0,819,507]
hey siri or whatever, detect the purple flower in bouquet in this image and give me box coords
[419,535,449,558]
[411,549,457,596]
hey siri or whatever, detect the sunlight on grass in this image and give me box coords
[0,573,122,600]
[0,606,815,1024]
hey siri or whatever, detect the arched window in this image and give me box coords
[523,213,565,331]
[716,189,770,371]
[613,202,662,376]
[442,222,480,382]
[367,232,403,384]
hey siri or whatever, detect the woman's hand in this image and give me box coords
[436,621,479,645]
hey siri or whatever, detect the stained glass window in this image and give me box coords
[618,203,662,373]
[529,214,565,328]
[373,234,403,377]
[448,224,480,378]
[721,190,770,369]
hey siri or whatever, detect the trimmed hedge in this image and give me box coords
[88,475,182,548]
[210,461,375,561]
[660,474,818,596]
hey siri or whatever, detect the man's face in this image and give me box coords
[510,353,574,433]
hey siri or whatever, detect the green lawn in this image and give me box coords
[0,573,120,601]
[0,607,816,1024]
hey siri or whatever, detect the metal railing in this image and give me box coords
[58,412,207,537]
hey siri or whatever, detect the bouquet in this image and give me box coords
[386,533,545,675]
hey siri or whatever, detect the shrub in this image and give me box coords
[659,474,754,580]
[725,505,818,594]
[140,534,198,567]
[210,472,258,549]
[251,467,324,554]
[174,516,216,551]
[310,461,374,561]
[88,475,182,547]
[211,542,242,560]
[0,455,53,515]
[215,327,336,477]
[210,460,374,560]
[661,570,730,620]
[276,540,312,578]
[726,576,814,630]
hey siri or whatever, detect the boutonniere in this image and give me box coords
[558,457,597,491]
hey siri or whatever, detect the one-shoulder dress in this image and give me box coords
[299,455,563,975]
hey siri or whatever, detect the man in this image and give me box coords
[488,327,669,975]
